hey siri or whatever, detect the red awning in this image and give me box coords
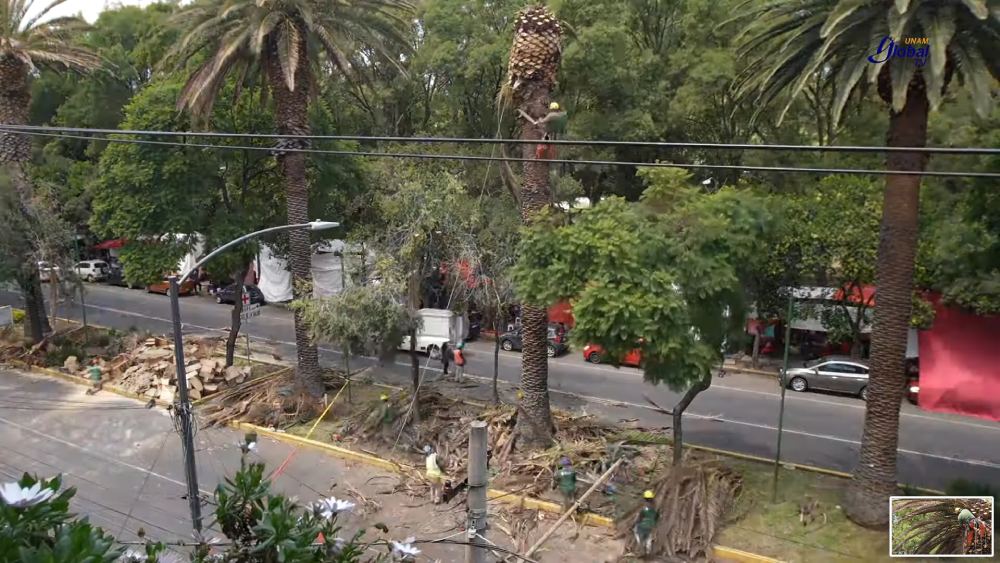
[834,284,876,306]
[93,238,126,250]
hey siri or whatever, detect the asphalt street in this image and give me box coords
[0,368,495,560]
[3,283,999,490]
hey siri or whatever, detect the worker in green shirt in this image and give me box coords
[633,490,659,556]
[553,457,577,509]
[519,101,567,160]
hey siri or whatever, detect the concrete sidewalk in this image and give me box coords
[0,367,621,562]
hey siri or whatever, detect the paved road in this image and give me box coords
[0,368,498,561]
[3,284,999,490]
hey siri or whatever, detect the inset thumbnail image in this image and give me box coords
[891,496,993,557]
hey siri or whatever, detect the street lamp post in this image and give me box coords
[169,221,338,532]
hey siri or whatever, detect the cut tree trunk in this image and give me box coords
[514,79,556,448]
[225,268,248,367]
[844,76,929,529]
[408,327,420,424]
[265,27,323,397]
[751,330,761,368]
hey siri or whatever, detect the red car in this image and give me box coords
[583,344,642,367]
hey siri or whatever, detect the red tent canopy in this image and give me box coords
[93,238,126,250]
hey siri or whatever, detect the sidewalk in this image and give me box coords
[0,367,622,562]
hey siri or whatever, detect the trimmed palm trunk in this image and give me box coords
[516,81,556,447]
[845,75,929,529]
[506,5,562,448]
[264,28,324,397]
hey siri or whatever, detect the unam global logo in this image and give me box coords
[867,36,930,67]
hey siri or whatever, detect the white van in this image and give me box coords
[398,308,466,359]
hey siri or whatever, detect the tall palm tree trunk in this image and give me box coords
[265,31,324,397]
[1,55,50,344]
[845,76,929,528]
[515,80,555,447]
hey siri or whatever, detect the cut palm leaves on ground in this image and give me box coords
[616,460,743,561]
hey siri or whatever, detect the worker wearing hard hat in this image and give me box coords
[552,457,578,510]
[424,445,446,504]
[633,490,659,555]
[518,101,568,159]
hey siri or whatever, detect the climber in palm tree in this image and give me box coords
[518,102,567,160]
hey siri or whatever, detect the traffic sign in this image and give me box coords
[241,303,261,321]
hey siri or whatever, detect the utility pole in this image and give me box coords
[466,421,488,563]
[772,292,794,503]
[170,276,203,532]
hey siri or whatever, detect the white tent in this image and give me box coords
[256,240,372,303]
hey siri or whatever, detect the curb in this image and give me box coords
[234,423,779,562]
[5,360,783,561]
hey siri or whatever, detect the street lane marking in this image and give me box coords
[69,301,1000,433]
[0,414,197,491]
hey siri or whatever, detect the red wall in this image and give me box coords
[918,296,1000,422]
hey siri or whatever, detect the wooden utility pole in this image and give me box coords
[466,421,488,563]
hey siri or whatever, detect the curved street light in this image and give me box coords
[169,220,339,532]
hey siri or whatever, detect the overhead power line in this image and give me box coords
[3,123,998,155]
[1,126,997,179]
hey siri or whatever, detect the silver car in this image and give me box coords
[783,356,870,400]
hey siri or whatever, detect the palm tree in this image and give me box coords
[1,0,101,342]
[170,0,413,397]
[502,5,563,447]
[735,0,998,527]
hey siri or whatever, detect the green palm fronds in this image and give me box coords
[0,0,100,73]
[730,0,999,125]
[168,0,415,121]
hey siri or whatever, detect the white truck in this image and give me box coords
[398,308,467,359]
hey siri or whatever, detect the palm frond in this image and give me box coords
[0,0,99,73]
[170,0,414,122]
[734,0,999,127]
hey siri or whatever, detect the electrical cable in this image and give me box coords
[1,126,997,179]
[3,123,998,155]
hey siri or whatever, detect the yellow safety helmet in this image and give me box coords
[643,490,655,500]
[549,102,560,111]
[380,393,389,401]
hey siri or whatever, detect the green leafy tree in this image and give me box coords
[735,0,1000,527]
[294,284,416,402]
[168,0,414,397]
[515,167,771,463]
[357,158,477,407]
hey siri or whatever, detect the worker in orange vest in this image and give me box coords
[453,341,466,382]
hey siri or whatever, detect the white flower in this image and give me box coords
[0,481,55,508]
[391,536,421,560]
[326,537,348,556]
[117,549,147,562]
[312,496,355,520]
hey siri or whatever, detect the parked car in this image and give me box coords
[105,266,144,289]
[583,344,642,367]
[399,308,459,359]
[74,260,109,282]
[37,261,60,282]
[906,359,920,405]
[146,278,197,296]
[783,356,870,400]
[499,325,568,357]
[215,284,265,305]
